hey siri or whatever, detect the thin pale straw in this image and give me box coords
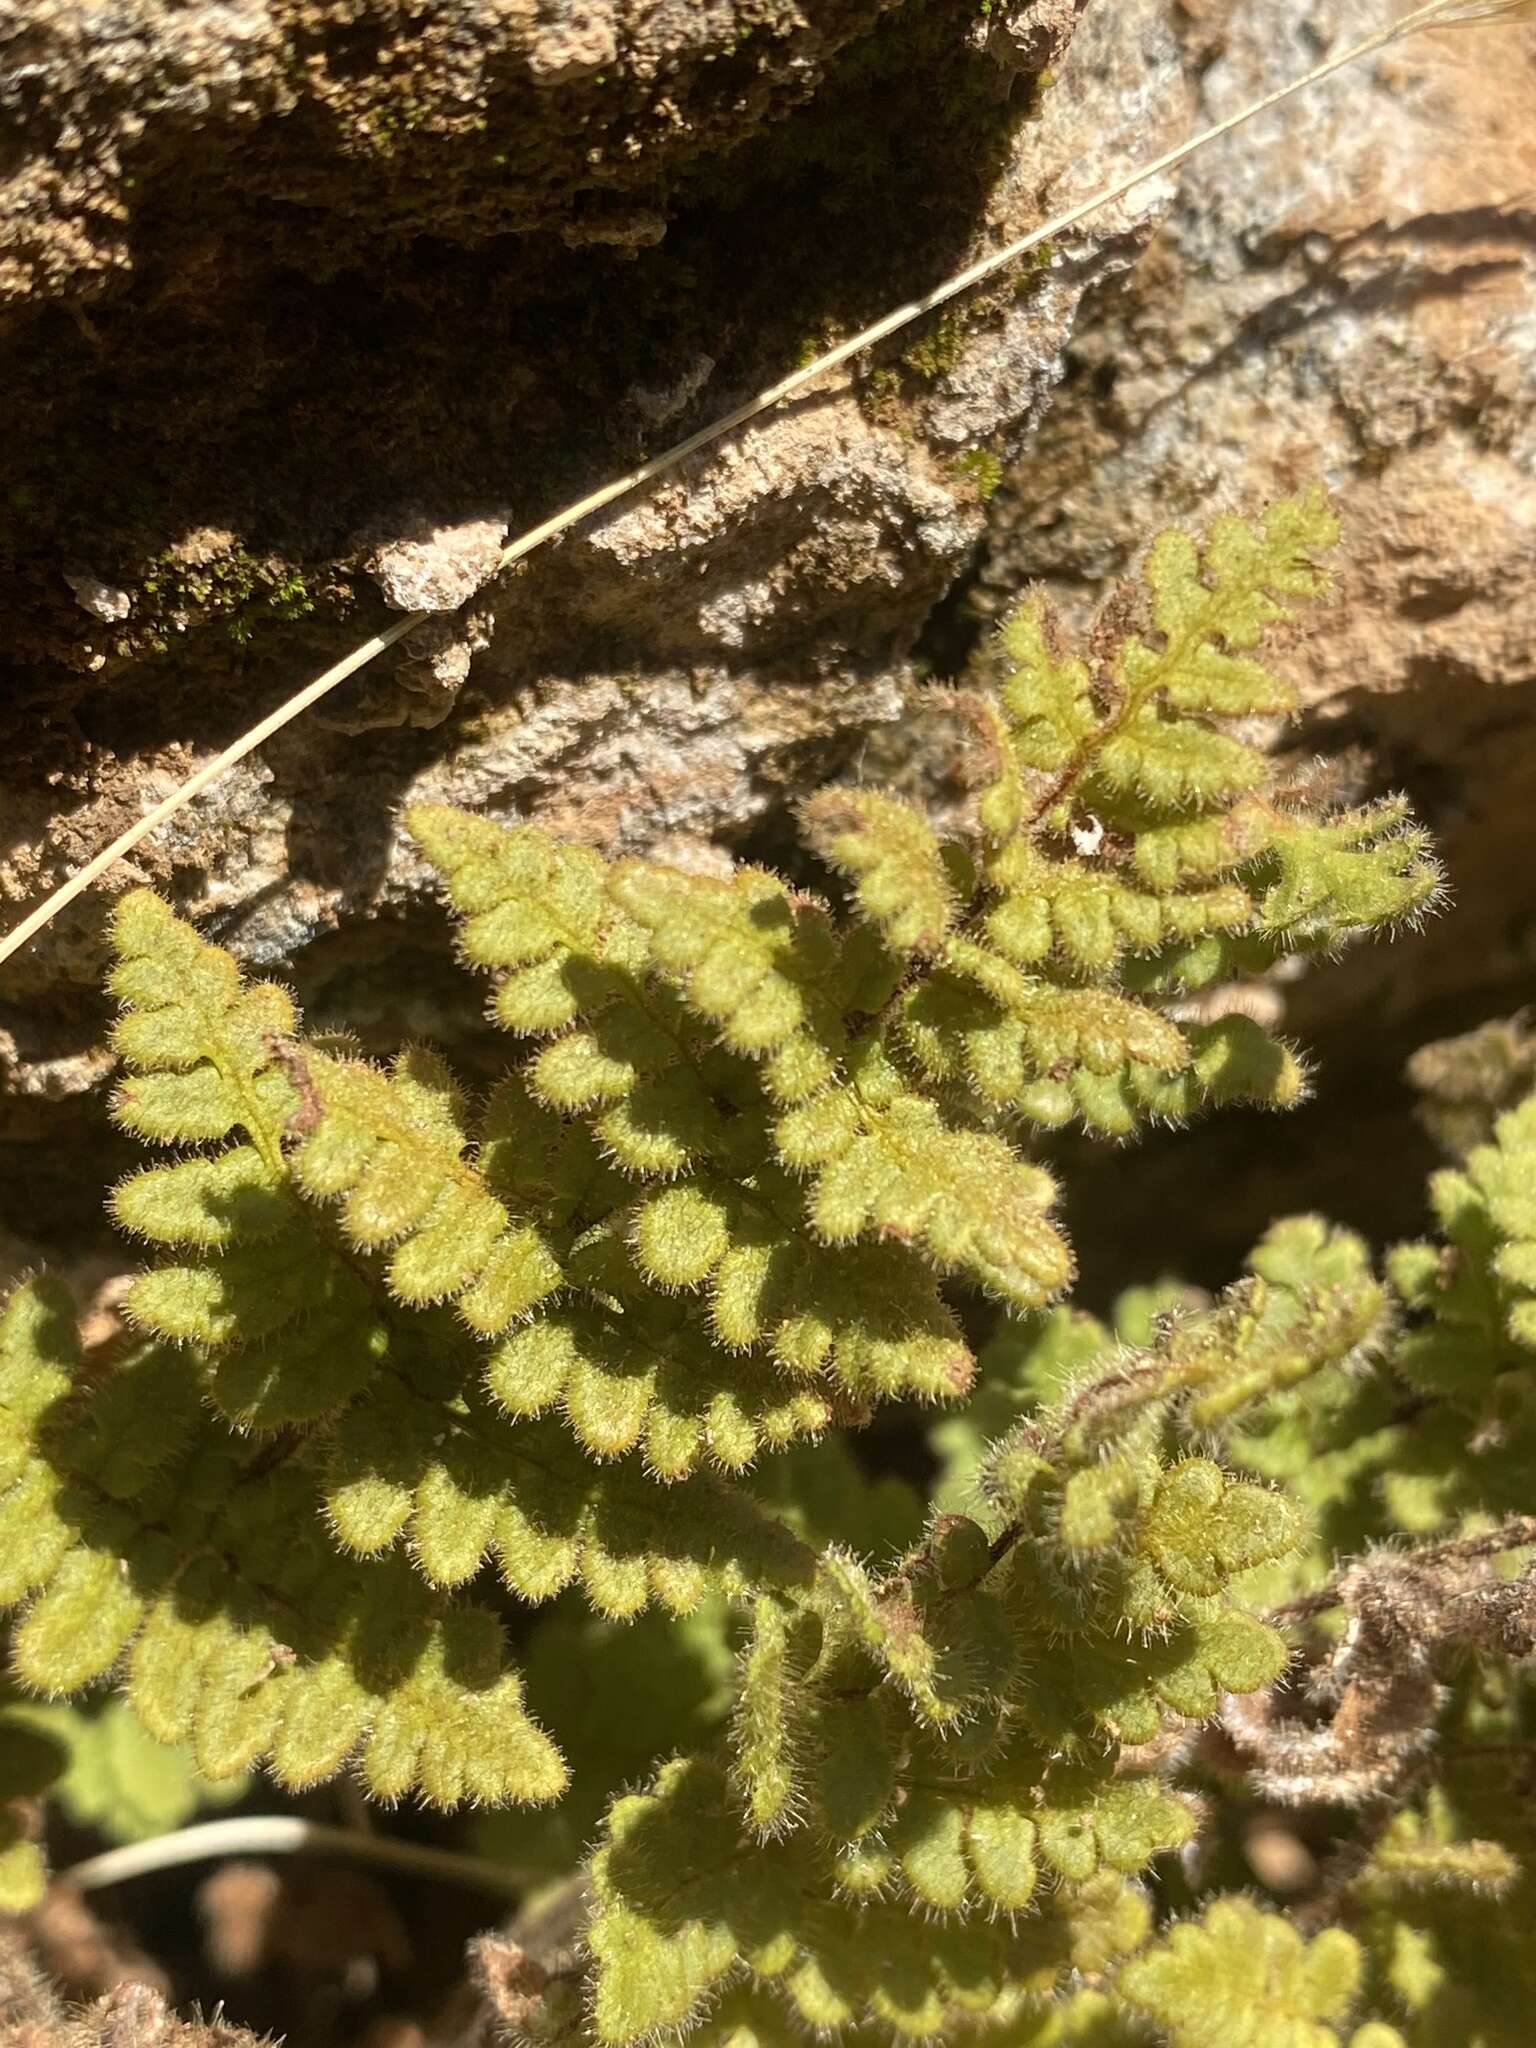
[61,1812,521,1895]
[1421,1,1535,19]
[0,0,1492,974]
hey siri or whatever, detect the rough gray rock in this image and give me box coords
[1,0,1195,1246]
[0,1,898,303]
[366,518,511,615]
[0,0,1176,1004]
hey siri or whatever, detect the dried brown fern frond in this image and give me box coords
[0,1925,273,2048]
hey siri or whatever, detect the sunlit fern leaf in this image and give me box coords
[486,1296,834,1479]
[897,491,1441,1141]
[0,1296,567,1807]
[1379,1088,1536,1526]
[1257,797,1443,948]
[882,1735,1195,1909]
[800,787,958,957]
[0,1275,77,1502]
[108,892,389,1428]
[291,1044,563,1332]
[779,1049,1072,1311]
[1138,1458,1301,1598]
[406,804,635,1035]
[611,861,851,1103]
[1117,1897,1363,2048]
[998,1544,1288,1749]
[323,1376,814,1618]
[588,1755,1015,2046]
[108,888,298,1160]
[1010,1218,1389,1467]
[730,1592,821,1835]
[587,1755,813,2043]
[712,1236,974,1406]
[1479,1100,1536,1348]
[3,496,1487,1956]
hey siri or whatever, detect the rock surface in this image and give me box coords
[1,0,1188,1243]
[4,0,1535,1280]
[0,7,1180,976]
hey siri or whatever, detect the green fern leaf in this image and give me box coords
[407,804,626,1034]
[1117,1896,1362,2048]
[109,893,387,1428]
[781,1054,1072,1311]
[589,1755,1014,2045]
[4,1696,246,1844]
[611,861,850,1103]
[292,1045,563,1331]
[800,788,957,955]
[324,1382,813,1617]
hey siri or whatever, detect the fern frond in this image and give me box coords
[488,1292,832,1480]
[800,788,958,957]
[407,805,627,1035]
[109,890,387,1428]
[730,1592,820,1836]
[291,1044,563,1332]
[779,1053,1073,1311]
[1372,1085,1536,1527]
[610,861,854,1105]
[1117,1897,1363,2048]
[0,1280,567,1806]
[324,1382,813,1617]
[814,1538,1015,1728]
[10,494,1513,2048]
[874,491,1444,1140]
[588,1755,1017,2045]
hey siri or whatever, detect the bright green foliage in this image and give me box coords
[1214,1077,1536,1550]
[2,885,840,1810]
[880,488,1439,1141]
[580,1074,1536,2048]
[0,1272,567,1806]
[1010,1215,1389,1485]
[1394,1091,1536,1364]
[5,1695,246,1845]
[929,1283,1199,1513]
[1118,1898,1363,2047]
[589,1755,1023,2044]
[5,497,1518,2048]
[581,1239,1341,2042]
[801,788,958,955]
[323,1389,810,1614]
[291,1044,563,1333]
[1350,1766,1536,2048]
[1373,1093,1536,1527]
[731,1593,821,1833]
[109,890,385,1432]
